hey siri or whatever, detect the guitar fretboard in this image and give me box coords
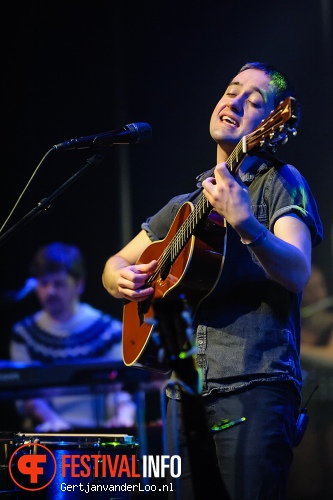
[146,139,248,285]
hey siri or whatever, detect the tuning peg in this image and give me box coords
[269,144,278,153]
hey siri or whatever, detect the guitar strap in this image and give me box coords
[250,150,286,169]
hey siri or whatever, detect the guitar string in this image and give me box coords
[145,141,244,287]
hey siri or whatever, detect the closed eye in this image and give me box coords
[248,100,261,109]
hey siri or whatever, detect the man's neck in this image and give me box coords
[216,144,232,164]
[46,303,80,323]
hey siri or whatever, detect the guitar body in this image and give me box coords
[122,201,226,371]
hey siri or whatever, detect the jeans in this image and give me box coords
[166,382,299,500]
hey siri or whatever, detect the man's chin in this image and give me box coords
[44,302,63,316]
[211,130,238,145]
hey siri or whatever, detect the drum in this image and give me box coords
[8,433,139,499]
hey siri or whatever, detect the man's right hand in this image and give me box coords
[117,260,158,302]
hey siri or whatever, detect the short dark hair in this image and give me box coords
[30,242,86,280]
[238,61,300,124]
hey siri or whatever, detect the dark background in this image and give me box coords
[0,1,332,496]
[1,0,332,331]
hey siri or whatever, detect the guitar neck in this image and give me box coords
[226,137,248,175]
[146,140,247,287]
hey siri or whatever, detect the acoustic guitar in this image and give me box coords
[122,96,298,371]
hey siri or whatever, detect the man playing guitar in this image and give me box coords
[102,62,323,500]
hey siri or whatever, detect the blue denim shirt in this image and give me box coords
[142,160,323,398]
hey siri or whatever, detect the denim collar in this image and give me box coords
[195,160,271,188]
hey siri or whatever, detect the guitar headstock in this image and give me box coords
[246,96,298,154]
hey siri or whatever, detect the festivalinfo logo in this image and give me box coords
[9,441,181,495]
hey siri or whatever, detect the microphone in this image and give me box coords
[1,278,38,304]
[53,122,152,151]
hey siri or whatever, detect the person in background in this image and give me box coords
[10,241,136,432]
[288,264,333,499]
[102,62,323,499]
[301,264,333,366]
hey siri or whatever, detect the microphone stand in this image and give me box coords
[152,298,229,500]
[0,152,106,246]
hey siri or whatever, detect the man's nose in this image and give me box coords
[228,96,243,114]
[43,284,57,294]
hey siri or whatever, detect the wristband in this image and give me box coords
[241,226,267,248]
